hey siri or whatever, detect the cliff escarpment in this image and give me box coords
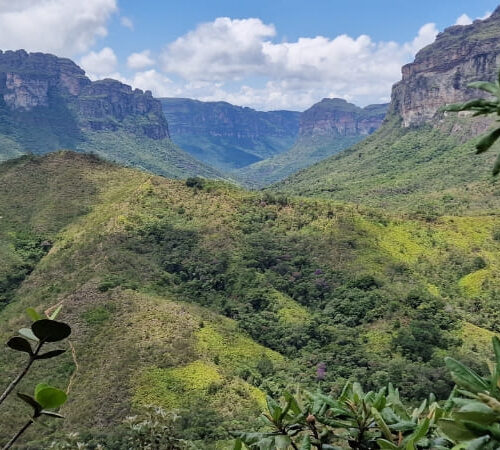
[391,7,500,127]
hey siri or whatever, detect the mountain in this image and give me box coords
[0,152,498,446]
[235,99,387,187]
[0,50,223,179]
[161,98,300,171]
[274,9,500,214]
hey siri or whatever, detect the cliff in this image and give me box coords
[0,49,168,139]
[161,98,300,170]
[0,50,226,180]
[391,7,500,127]
[299,98,387,138]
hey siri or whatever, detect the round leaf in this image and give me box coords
[34,384,67,409]
[32,319,71,342]
[7,337,33,354]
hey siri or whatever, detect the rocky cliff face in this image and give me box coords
[0,49,168,139]
[161,98,300,170]
[299,98,387,138]
[391,7,500,127]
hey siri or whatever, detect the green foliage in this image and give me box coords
[443,71,500,175]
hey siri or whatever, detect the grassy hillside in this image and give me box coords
[275,115,500,215]
[0,152,498,447]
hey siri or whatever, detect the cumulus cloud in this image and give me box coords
[161,17,276,80]
[455,11,491,26]
[127,50,155,70]
[0,0,117,56]
[80,47,118,79]
[455,14,473,25]
[152,17,438,109]
[120,16,134,30]
[124,70,174,97]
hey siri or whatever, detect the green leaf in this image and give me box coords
[48,305,63,320]
[300,435,311,450]
[233,438,243,450]
[376,439,399,449]
[445,357,490,393]
[372,407,393,440]
[35,349,66,360]
[7,336,33,354]
[275,435,291,449]
[438,418,477,441]
[18,327,39,342]
[34,384,67,409]
[454,402,497,425]
[26,307,42,322]
[17,393,42,416]
[31,319,71,343]
[468,81,499,95]
[466,435,490,450]
[476,128,500,154]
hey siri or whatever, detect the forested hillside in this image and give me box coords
[0,152,498,447]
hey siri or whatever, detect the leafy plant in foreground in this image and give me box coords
[438,336,500,449]
[0,306,71,448]
[443,72,500,175]
[233,382,449,449]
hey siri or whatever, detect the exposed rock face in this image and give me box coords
[299,98,387,138]
[0,49,168,139]
[391,7,500,127]
[161,97,300,170]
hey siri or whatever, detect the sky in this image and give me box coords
[0,0,498,111]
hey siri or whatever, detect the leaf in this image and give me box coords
[300,434,311,450]
[35,349,66,360]
[233,438,243,450]
[32,319,71,343]
[454,402,497,425]
[466,435,490,450]
[445,357,489,393]
[376,439,399,449]
[48,305,63,320]
[371,407,393,440]
[7,336,33,354]
[476,128,500,154]
[34,384,67,409]
[19,328,39,342]
[17,393,42,415]
[468,81,499,95]
[274,435,291,449]
[438,418,476,441]
[26,307,41,322]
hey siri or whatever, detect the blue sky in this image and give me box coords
[0,1,498,110]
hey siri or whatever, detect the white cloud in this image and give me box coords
[120,70,174,97]
[80,47,118,79]
[455,14,473,25]
[161,17,276,80]
[455,11,492,26]
[0,0,117,56]
[127,50,155,70]
[153,17,438,110]
[120,16,134,30]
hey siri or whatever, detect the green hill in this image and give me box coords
[274,115,500,215]
[0,152,498,447]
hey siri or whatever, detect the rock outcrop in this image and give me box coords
[391,7,500,127]
[298,98,387,138]
[0,49,168,139]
